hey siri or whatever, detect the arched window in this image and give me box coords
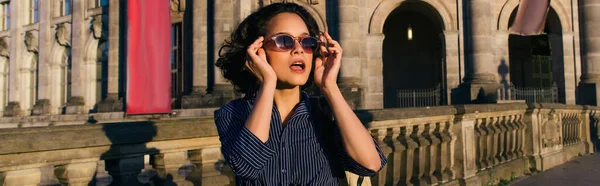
[59,0,71,16]
[1,2,10,30]
[29,0,38,24]
[96,41,108,104]
[0,57,8,112]
[60,48,71,109]
[29,54,38,109]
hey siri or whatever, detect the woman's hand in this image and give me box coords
[314,32,342,91]
[246,36,277,85]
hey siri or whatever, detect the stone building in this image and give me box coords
[0,0,599,185]
[0,0,598,117]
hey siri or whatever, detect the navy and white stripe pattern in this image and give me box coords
[214,88,387,185]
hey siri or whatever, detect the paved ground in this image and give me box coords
[511,153,600,186]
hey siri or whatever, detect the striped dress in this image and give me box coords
[214,89,387,186]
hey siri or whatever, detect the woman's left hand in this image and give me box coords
[314,32,342,91]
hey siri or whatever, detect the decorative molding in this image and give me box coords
[55,23,71,47]
[542,110,562,148]
[91,15,103,40]
[171,0,185,12]
[24,31,38,53]
[0,37,8,57]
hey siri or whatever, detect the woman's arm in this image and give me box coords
[244,36,278,142]
[322,86,383,172]
[314,32,384,172]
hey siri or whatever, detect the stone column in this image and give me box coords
[461,0,500,103]
[210,0,236,105]
[4,0,24,116]
[337,0,362,109]
[54,162,98,186]
[363,33,384,109]
[445,31,461,105]
[181,0,208,108]
[28,0,52,115]
[65,0,87,114]
[556,32,576,105]
[98,0,124,112]
[579,0,600,106]
[0,168,42,186]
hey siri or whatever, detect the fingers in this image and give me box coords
[315,57,323,68]
[319,35,329,57]
[322,32,342,55]
[246,37,265,65]
[257,48,267,63]
[246,36,264,57]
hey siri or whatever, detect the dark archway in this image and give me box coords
[382,1,445,108]
[508,8,565,103]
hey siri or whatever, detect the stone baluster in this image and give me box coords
[496,116,507,163]
[563,113,570,145]
[506,115,517,160]
[187,148,232,186]
[151,151,192,186]
[474,118,487,169]
[486,117,499,166]
[0,168,42,186]
[388,127,405,186]
[54,162,98,186]
[516,115,526,157]
[372,128,392,186]
[413,124,430,185]
[443,121,456,181]
[425,123,440,184]
[402,126,418,186]
[576,113,582,143]
[564,113,570,145]
[104,157,144,186]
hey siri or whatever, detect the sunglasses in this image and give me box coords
[264,33,322,53]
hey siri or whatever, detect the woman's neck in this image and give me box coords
[273,86,301,124]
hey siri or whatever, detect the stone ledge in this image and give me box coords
[0,118,217,155]
[0,137,220,171]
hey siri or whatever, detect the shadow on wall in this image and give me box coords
[86,121,178,186]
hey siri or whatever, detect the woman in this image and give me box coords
[214,3,387,185]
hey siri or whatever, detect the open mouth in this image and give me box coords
[290,61,306,73]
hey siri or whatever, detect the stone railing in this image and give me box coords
[365,106,457,186]
[0,104,596,186]
[360,103,595,186]
[0,118,233,186]
[472,107,527,171]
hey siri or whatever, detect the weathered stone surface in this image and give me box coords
[0,118,217,155]
[32,99,52,116]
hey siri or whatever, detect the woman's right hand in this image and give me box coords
[246,36,277,85]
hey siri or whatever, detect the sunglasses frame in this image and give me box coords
[264,33,322,53]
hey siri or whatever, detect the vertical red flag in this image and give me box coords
[509,0,550,36]
[126,0,171,114]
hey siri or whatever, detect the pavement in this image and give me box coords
[511,153,600,186]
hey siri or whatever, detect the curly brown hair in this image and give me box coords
[215,3,322,94]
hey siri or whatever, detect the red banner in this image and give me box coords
[509,0,550,36]
[126,0,171,114]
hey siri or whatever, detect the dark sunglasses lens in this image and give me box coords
[301,37,320,52]
[274,35,295,50]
